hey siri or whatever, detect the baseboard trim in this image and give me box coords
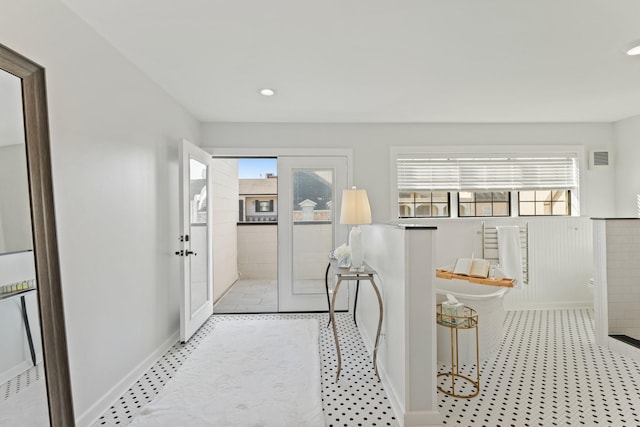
[0,359,32,386]
[404,410,444,427]
[356,313,408,427]
[75,331,179,427]
[504,301,593,311]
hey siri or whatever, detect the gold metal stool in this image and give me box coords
[436,304,480,399]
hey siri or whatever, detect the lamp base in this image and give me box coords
[350,226,364,269]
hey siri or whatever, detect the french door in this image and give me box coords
[277,156,350,312]
[178,139,214,342]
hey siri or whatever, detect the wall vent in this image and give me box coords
[589,150,611,169]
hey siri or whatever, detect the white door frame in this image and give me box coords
[205,147,354,312]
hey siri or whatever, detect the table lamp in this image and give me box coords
[339,187,372,270]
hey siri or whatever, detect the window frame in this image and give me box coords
[391,145,584,220]
[398,190,451,218]
[255,199,274,213]
[517,189,572,217]
[458,191,511,217]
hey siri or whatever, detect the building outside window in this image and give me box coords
[458,191,510,217]
[398,191,449,218]
[519,190,570,216]
[255,200,274,212]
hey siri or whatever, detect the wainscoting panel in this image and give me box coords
[504,217,593,310]
[431,217,593,311]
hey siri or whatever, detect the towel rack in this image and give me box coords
[481,222,529,285]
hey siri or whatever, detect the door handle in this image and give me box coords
[185,250,197,256]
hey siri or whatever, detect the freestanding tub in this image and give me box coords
[435,277,510,365]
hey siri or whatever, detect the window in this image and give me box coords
[459,191,510,217]
[255,200,274,212]
[395,147,580,218]
[399,191,449,218]
[519,190,570,216]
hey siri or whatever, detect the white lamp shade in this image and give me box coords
[339,188,372,225]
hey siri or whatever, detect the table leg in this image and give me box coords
[325,262,331,327]
[368,277,384,381]
[20,295,36,366]
[353,280,360,326]
[330,278,344,381]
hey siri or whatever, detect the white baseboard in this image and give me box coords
[505,300,593,311]
[356,313,407,427]
[357,317,444,427]
[403,410,445,427]
[0,359,32,386]
[608,336,640,363]
[76,331,179,427]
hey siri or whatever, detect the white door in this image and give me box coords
[278,156,350,312]
[179,139,213,342]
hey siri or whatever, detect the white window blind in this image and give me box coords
[397,153,578,191]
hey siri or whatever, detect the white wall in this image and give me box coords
[237,225,278,279]
[613,114,640,217]
[0,144,32,253]
[202,122,616,220]
[593,219,640,364]
[0,1,200,424]
[211,158,239,302]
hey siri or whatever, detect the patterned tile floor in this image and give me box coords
[6,309,638,426]
[437,309,640,426]
[93,312,398,427]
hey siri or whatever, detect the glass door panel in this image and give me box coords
[189,158,209,315]
[278,156,349,312]
[292,169,335,295]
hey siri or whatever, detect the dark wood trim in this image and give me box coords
[0,43,75,426]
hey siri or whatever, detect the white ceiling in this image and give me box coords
[61,0,640,123]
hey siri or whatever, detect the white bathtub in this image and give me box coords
[435,277,510,365]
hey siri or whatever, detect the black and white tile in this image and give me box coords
[92,308,640,427]
[1,363,44,402]
[438,309,640,426]
[93,312,398,427]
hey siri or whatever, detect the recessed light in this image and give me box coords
[259,88,276,96]
[628,45,640,56]
[626,40,640,56]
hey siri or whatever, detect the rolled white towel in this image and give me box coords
[496,226,524,287]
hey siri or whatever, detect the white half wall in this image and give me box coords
[359,224,442,427]
[237,224,278,279]
[1,1,200,424]
[613,114,640,217]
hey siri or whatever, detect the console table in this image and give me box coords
[324,262,363,327]
[329,259,383,381]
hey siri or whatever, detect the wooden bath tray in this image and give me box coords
[435,269,514,288]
